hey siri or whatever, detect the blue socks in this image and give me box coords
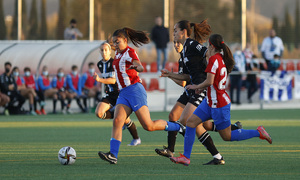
[183,126,196,159]
[231,129,260,141]
[165,122,180,131]
[110,138,121,158]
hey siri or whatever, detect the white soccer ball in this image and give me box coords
[58,146,76,165]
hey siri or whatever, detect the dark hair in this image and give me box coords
[88,62,94,66]
[252,54,257,58]
[112,27,150,47]
[24,67,31,72]
[274,54,280,58]
[12,66,19,72]
[176,19,211,43]
[4,61,11,67]
[71,65,78,70]
[209,34,235,73]
[70,19,77,24]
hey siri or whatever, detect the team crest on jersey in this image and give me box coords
[196,44,202,52]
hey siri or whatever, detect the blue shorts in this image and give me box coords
[116,83,148,112]
[193,98,231,130]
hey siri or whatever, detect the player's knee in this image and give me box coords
[168,112,177,122]
[141,124,155,131]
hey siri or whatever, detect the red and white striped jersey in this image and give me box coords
[113,46,141,90]
[205,53,231,108]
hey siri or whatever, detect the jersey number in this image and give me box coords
[218,67,227,90]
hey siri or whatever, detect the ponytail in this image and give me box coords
[177,19,211,43]
[209,34,235,73]
[191,20,211,43]
[112,27,150,47]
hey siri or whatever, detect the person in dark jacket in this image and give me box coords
[151,16,170,72]
[0,62,25,114]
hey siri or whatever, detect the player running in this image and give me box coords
[94,41,141,146]
[170,34,272,166]
[156,40,242,162]
[98,27,187,164]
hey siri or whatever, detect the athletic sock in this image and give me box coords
[83,97,87,109]
[33,100,37,111]
[183,126,196,159]
[67,99,72,110]
[198,131,219,156]
[29,104,33,111]
[165,122,180,131]
[53,99,57,113]
[126,120,139,139]
[110,138,121,158]
[211,122,217,132]
[213,153,222,160]
[76,98,84,111]
[60,99,65,110]
[231,129,260,141]
[167,131,177,152]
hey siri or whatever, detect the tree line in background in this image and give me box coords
[0,0,299,52]
[272,0,300,50]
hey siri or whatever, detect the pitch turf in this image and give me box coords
[0,109,299,179]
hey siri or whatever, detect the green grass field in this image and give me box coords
[0,109,300,179]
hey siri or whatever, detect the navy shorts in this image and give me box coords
[116,83,148,112]
[193,98,231,130]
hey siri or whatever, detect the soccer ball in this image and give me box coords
[58,146,76,165]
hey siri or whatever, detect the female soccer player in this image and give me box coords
[94,42,141,146]
[155,40,242,160]
[170,34,272,166]
[156,20,226,165]
[98,28,185,164]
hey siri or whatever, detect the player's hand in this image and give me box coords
[93,72,101,82]
[127,65,138,70]
[160,69,170,77]
[185,84,199,90]
[195,88,204,94]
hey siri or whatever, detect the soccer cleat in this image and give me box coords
[203,157,225,165]
[257,126,272,144]
[30,110,37,116]
[170,153,190,166]
[127,138,141,146]
[175,121,186,136]
[67,109,74,114]
[155,146,174,158]
[234,121,243,129]
[35,110,41,115]
[98,151,117,164]
[40,109,47,115]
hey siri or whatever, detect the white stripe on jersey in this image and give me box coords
[210,84,217,108]
[114,66,122,90]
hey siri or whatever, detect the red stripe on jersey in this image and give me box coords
[113,46,141,90]
[56,77,65,89]
[84,72,95,88]
[205,53,231,108]
[24,75,36,90]
[16,77,23,86]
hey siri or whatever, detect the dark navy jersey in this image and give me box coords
[97,58,119,94]
[178,52,191,86]
[182,38,208,85]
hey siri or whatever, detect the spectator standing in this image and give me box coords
[0,62,25,114]
[246,55,259,103]
[261,29,284,71]
[151,16,169,71]
[230,46,246,105]
[64,19,83,40]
